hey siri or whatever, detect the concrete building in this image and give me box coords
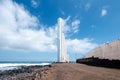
[58,18,69,62]
[85,39,120,60]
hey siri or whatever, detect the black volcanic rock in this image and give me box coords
[0,65,51,80]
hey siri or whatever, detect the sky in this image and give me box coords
[0,0,120,62]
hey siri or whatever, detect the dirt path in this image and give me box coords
[40,63,120,80]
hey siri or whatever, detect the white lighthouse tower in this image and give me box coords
[58,18,69,62]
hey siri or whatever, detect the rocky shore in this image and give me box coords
[0,65,51,80]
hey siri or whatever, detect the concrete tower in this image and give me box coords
[58,18,69,62]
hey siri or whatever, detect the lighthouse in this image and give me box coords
[58,18,69,62]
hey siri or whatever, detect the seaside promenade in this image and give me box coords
[0,63,120,80]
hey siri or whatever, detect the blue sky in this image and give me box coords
[0,0,120,61]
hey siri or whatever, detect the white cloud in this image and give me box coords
[60,9,65,15]
[0,0,98,54]
[66,38,98,54]
[85,3,91,11]
[101,9,107,17]
[91,25,96,28]
[0,0,57,52]
[71,20,80,33]
[31,0,40,8]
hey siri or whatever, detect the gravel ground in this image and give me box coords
[41,63,120,80]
